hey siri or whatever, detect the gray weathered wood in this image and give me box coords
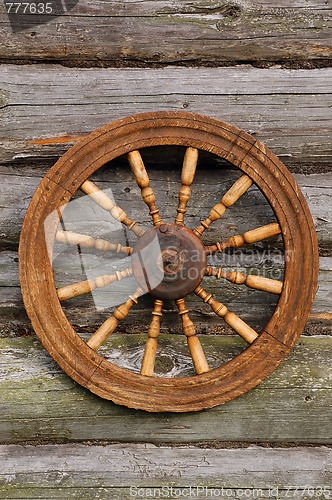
[0,335,331,444]
[1,65,332,167]
[1,252,331,336]
[0,444,331,499]
[0,0,331,64]
[0,165,330,335]
[0,164,331,249]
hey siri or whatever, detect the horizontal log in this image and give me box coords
[1,65,332,166]
[0,162,331,252]
[0,444,331,498]
[0,335,331,443]
[0,0,331,63]
[1,246,331,335]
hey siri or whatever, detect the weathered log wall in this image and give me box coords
[0,0,331,495]
[1,166,331,335]
[0,335,331,444]
[1,444,331,499]
[1,65,331,335]
[1,65,331,167]
[0,0,331,64]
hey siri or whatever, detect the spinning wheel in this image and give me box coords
[19,111,318,412]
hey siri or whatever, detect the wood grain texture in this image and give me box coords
[1,65,331,167]
[140,299,163,376]
[175,147,198,225]
[194,174,252,237]
[206,223,282,254]
[0,444,331,499]
[0,0,331,64]
[56,229,133,255]
[80,179,145,237]
[205,267,283,294]
[56,267,133,302]
[176,298,210,374]
[86,287,142,350]
[1,162,331,337]
[0,0,329,470]
[0,335,330,443]
[194,285,259,343]
[1,253,331,336]
[1,166,330,337]
[0,166,331,251]
[128,150,163,226]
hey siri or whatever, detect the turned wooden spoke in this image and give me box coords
[194,286,258,344]
[56,230,133,255]
[57,268,132,302]
[87,287,143,351]
[175,147,198,226]
[176,298,209,374]
[206,267,283,295]
[128,150,162,226]
[205,223,281,255]
[194,174,252,237]
[80,180,145,237]
[140,299,163,376]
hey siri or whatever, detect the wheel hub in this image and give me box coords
[132,223,207,300]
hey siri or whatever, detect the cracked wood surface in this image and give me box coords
[0,163,331,336]
[0,335,331,444]
[0,444,331,499]
[0,0,331,478]
[1,165,331,250]
[1,65,332,167]
[0,0,331,64]
[1,252,331,336]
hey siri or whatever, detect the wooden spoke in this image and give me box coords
[205,223,281,255]
[56,230,133,255]
[57,268,132,302]
[175,147,198,226]
[206,267,283,295]
[128,150,162,226]
[140,299,163,376]
[194,285,258,344]
[86,287,143,350]
[194,174,252,237]
[176,298,209,374]
[80,180,145,237]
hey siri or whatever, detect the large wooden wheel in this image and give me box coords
[19,111,318,412]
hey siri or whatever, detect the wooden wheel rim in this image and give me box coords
[19,111,318,412]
